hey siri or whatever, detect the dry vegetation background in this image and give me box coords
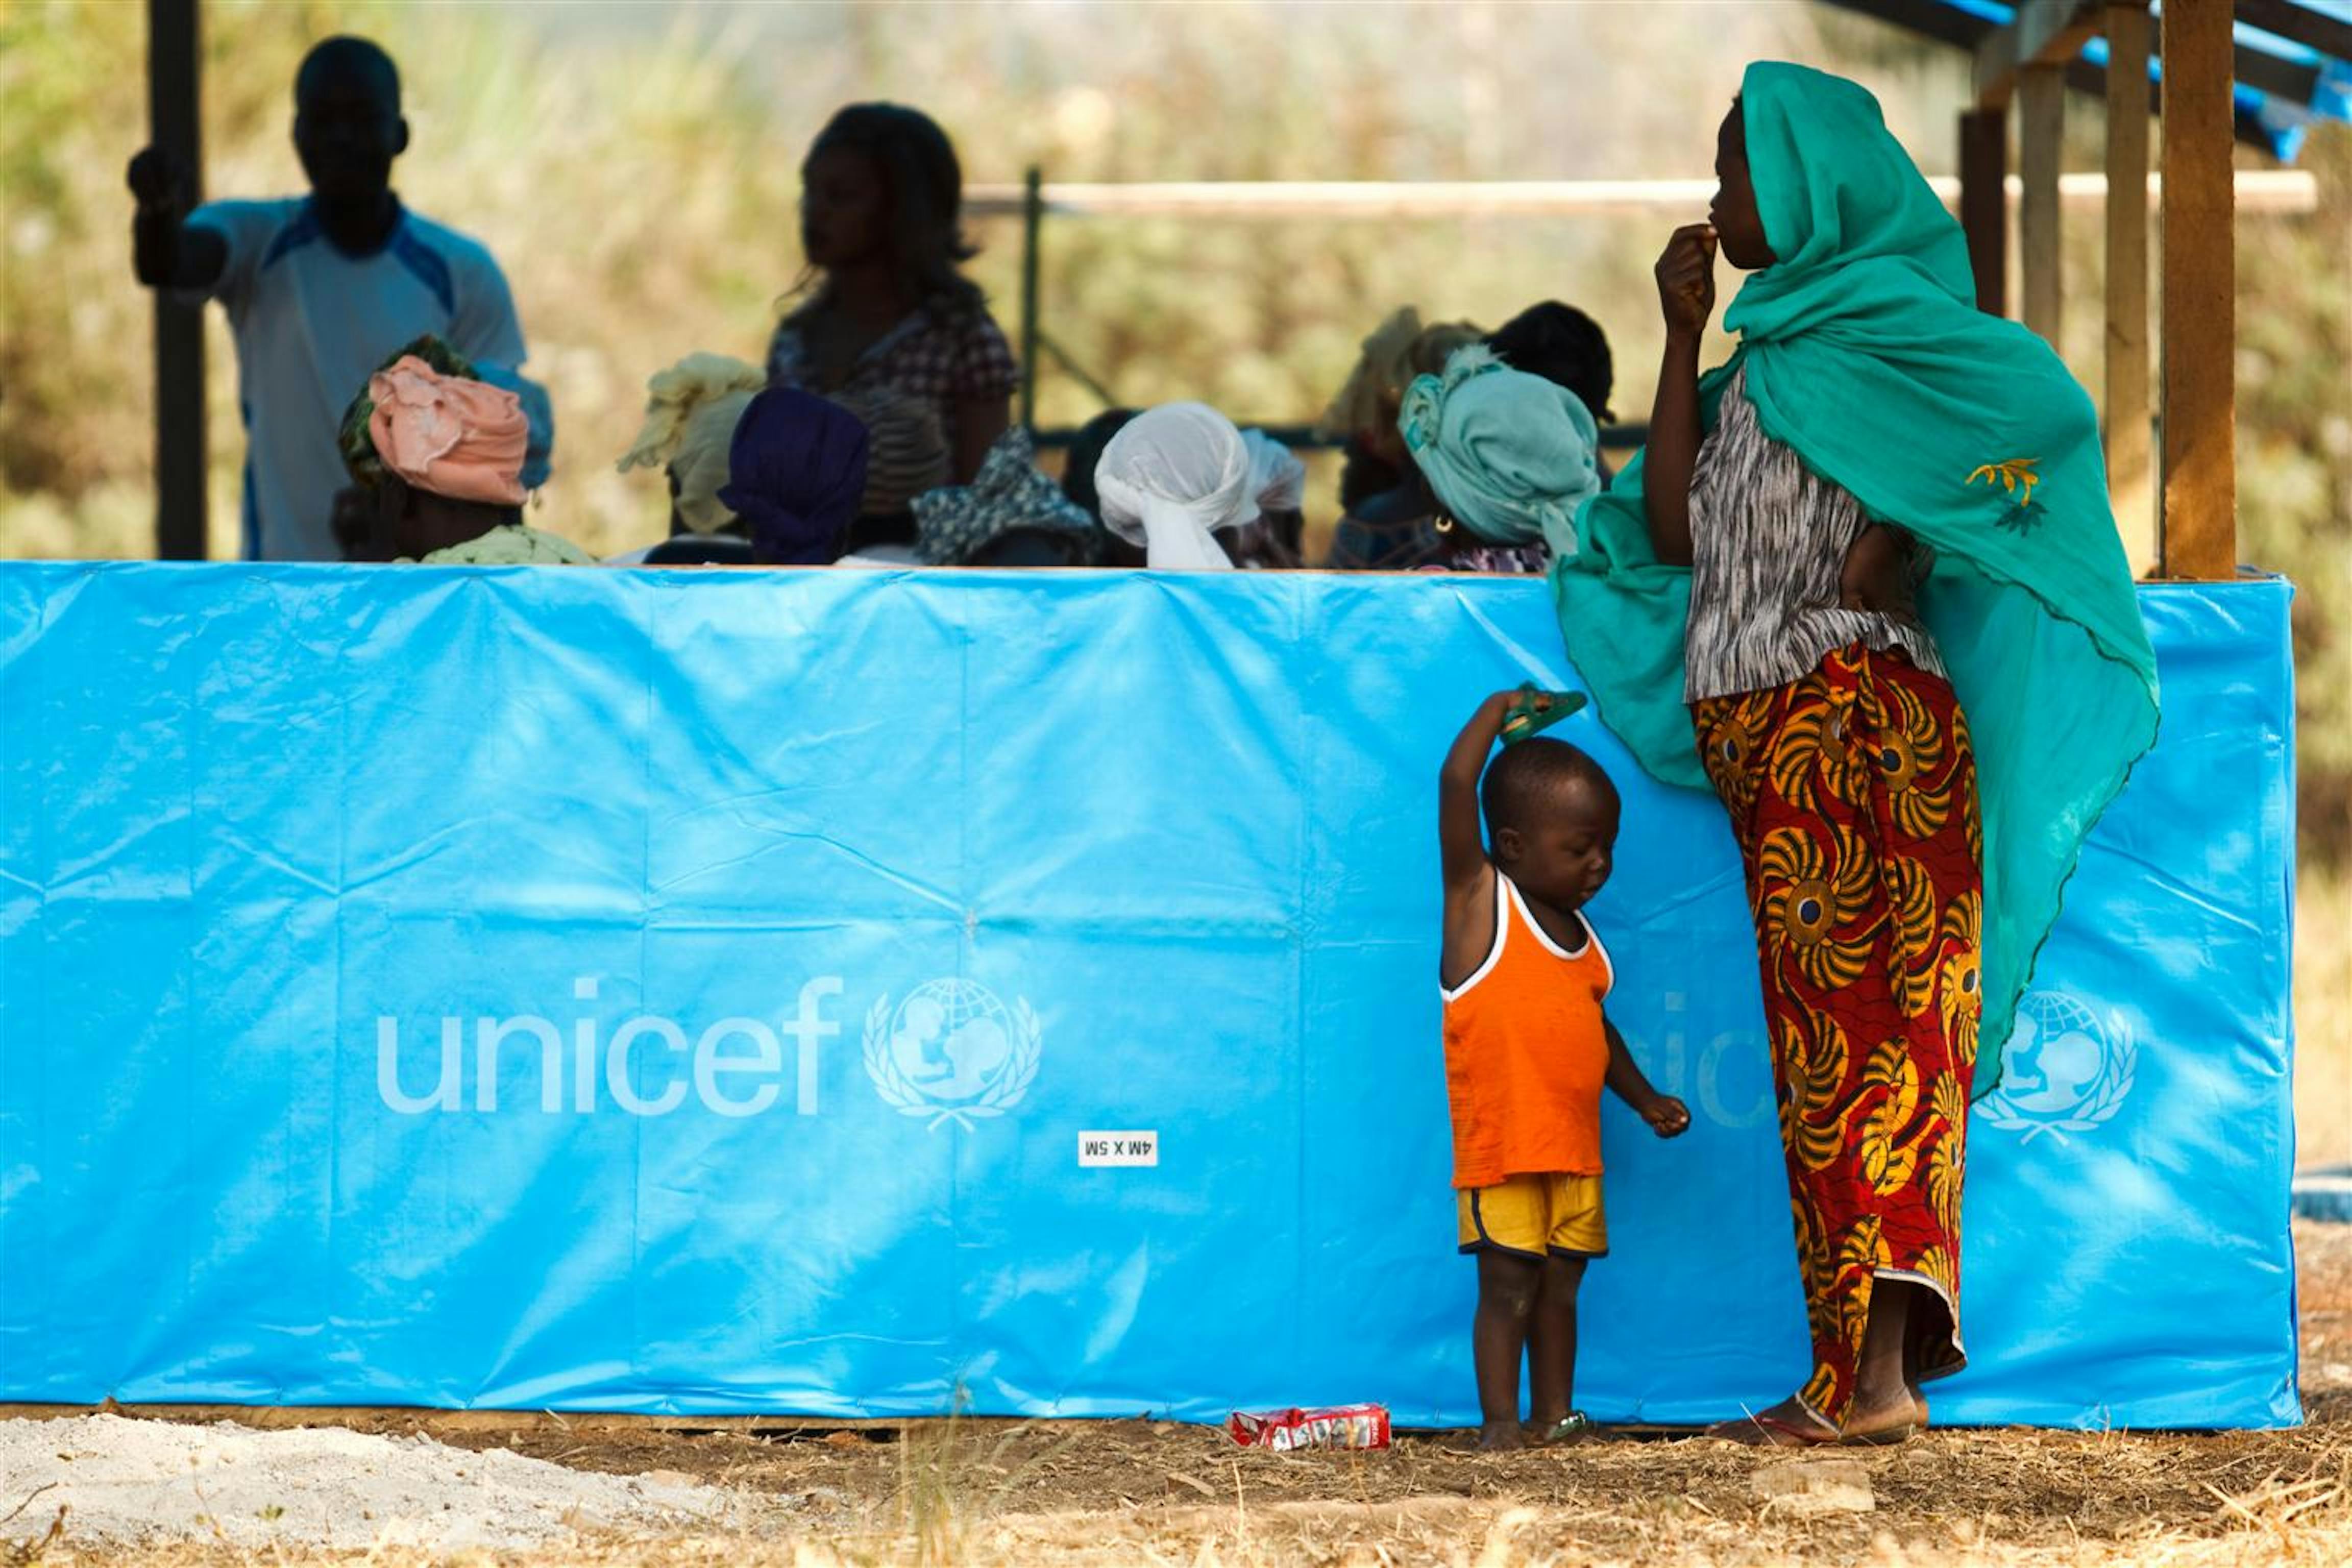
[0,0,2345,1159]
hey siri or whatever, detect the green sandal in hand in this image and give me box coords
[1501,683,1587,745]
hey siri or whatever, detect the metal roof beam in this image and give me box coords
[1822,0,2310,152]
[2233,0,2352,66]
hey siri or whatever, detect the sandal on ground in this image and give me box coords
[1704,1410,1837,1448]
[1535,1411,1599,1446]
[1836,1420,1917,1448]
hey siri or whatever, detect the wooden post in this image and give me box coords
[1018,166,1042,433]
[2104,1,2152,564]
[2019,64,2066,347]
[1958,108,2009,315]
[2159,0,2236,579]
[148,0,206,560]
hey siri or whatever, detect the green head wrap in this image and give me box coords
[1553,61,2160,1084]
[1398,345,1599,555]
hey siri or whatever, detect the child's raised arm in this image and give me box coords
[1439,693,1517,890]
[1605,1015,1691,1138]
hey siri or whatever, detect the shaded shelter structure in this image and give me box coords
[1817,0,2352,576]
[139,2,2351,576]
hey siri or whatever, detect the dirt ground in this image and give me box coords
[8,1221,2348,1567]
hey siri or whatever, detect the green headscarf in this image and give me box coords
[1553,61,2160,1082]
[1399,345,1600,555]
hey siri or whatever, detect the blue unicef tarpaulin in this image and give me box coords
[0,564,2297,1428]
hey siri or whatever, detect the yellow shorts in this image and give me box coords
[1457,1172,1608,1260]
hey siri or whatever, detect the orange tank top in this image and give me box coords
[1441,871,1614,1189]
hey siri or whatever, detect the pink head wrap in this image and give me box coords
[366,356,529,506]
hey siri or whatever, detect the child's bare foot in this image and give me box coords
[1478,1420,1528,1452]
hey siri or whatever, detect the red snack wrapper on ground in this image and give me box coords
[1227,1404,1392,1451]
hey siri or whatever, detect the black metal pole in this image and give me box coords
[1018,166,1042,433]
[149,0,207,560]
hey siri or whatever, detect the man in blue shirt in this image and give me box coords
[129,37,535,561]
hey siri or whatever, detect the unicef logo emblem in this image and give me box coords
[1978,990,2138,1145]
[863,979,1042,1131]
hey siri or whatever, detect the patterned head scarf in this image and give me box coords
[912,428,1095,565]
[344,348,529,508]
[716,388,872,565]
[1399,344,1599,555]
[1094,402,1257,571]
[470,362,555,492]
[339,335,475,489]
[616,353,768,535]
[339,335,550,498]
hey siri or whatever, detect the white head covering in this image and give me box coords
[1240,429,1306,516]
[1094,402,1256,570]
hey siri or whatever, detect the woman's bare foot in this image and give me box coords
[1834,1377,1931,1446]
[1478,1420,1528,1451]
[1705,1398,1837,1447]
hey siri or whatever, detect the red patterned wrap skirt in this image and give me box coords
[1691,643,1983,1428]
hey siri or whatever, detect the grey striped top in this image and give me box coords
[1684,367,1945,703]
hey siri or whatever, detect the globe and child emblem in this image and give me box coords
[863,978,1043,1131]
[1978,989,2137,1145]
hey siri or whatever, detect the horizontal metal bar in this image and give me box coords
[965,170,2314,220]
[1030,423,1652,452]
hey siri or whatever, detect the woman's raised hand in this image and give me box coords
[1655,224,1719,340]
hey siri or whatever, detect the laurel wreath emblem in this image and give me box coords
[863,989,1043,1132]
[1978,1004,2137,1146]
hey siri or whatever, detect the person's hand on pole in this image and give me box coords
[127,145,192,217]
[127,143,223,290]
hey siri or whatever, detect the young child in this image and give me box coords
[1439,691,1689,1450]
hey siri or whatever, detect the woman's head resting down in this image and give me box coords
[1399,345,1600,559]
[1093,402,1258,571]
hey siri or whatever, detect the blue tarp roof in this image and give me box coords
[1823,0,2352,160]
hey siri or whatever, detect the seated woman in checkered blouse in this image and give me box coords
[767,104,1016,557]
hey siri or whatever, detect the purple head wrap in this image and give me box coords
[716,388,873,565]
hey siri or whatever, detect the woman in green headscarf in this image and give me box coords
[1398,342,1602,574]
[1555,64,2158,1445]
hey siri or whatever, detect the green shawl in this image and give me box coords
[1553,61,2160,1078]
